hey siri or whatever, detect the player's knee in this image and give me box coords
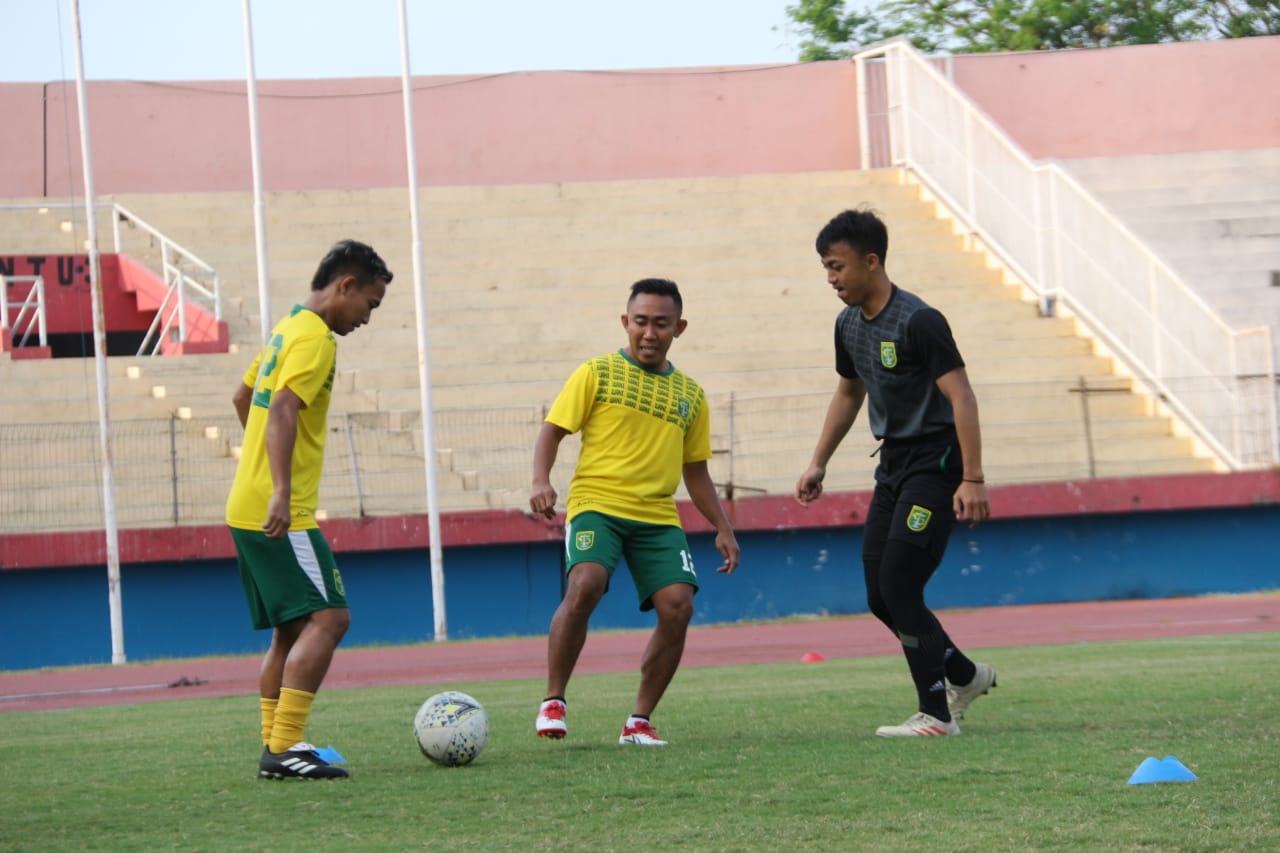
[652,584,694,625]
[866,595,893,628]
[333,608,351,639]
[565,565,608,607]
[312,606,351,641]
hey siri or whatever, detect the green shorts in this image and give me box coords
[230,527,349,630]
[565,511,698,611]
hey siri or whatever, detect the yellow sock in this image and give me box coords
[268,687,315,754]
[260,697,278,747]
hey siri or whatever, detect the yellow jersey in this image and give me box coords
[547,349,711,526]
[225,306,336,531]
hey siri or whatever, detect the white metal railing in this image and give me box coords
[0,274,49,349]
[854,39,1278,469]
[0,201,221,357]
[110,202,221,356]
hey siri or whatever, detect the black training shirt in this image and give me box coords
[834,285,965,440]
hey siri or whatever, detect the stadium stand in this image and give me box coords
[1064,147,1280,367]
[1,168,1216,532]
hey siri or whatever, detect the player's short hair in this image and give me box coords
[311,239,394,291]
[629,278,683,315]
[816,208,889,262]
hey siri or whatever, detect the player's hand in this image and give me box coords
[795,466,826,505]
[715,529,741,575]
[954,481,990,528]
[529,480,558,519]
[263,493,291,539]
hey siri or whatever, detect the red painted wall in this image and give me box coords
[0,83,45,199]
[0,254,151,334]
[28,62,858,196]
[2,38,1277,198]
[950,36,1280,159]
[2,470,1277,570]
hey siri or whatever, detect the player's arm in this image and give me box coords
[232,382,253,428]
[796,375,865,505]
[234,349,265,429]
[935,366,989,527]
[682,460,740,575]
[263,386,304,539]
[530,422,571,518]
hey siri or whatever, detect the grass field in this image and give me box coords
[2,633,1277,852]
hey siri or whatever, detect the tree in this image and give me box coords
[1208,0,1280,36]
[783,0,1280,56]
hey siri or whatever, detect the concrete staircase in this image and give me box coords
[1063,148,1280,359]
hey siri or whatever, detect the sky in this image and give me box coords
[3,0,813,83]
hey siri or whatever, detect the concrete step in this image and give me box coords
[1118,215,1280,244]
[1,166,1221,532]
[123,193,941,246]
[1065,149,1280,191]
[105,168,911,215]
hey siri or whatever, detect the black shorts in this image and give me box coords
[863,430,963,566]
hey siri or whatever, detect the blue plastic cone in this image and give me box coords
[1157,756,1198,782]
[315,745,346,764]
[1127,755,1197,784]
[1127,757,1160,784]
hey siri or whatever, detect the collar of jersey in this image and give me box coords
[616,348,675,376]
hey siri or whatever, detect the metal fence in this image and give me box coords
[0,376,1248,535]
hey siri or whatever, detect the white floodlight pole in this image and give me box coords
[242,0,272,342]
[397,0,447,641]
[70,0,126,664]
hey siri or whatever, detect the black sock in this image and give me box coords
[943,644,977,687]
[899,631,950,721]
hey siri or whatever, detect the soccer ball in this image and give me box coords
[413,691,489,766]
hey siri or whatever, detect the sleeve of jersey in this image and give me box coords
[834,318,858,379]
[682,388,713,464]
[275,332,335,407]
[545,361,596,433]
[909,308,965,380]
[241,351,262,387]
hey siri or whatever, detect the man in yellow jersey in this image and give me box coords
[530,278,741,746]
[226,239,392,779]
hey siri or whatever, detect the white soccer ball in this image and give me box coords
[413,691,489,767]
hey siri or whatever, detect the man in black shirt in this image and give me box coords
[796,208,996,736]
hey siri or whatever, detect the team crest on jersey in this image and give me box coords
[880,341,898,368]
[677,397,690,419]
[575,531,595,551]
[906,505,932,532]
